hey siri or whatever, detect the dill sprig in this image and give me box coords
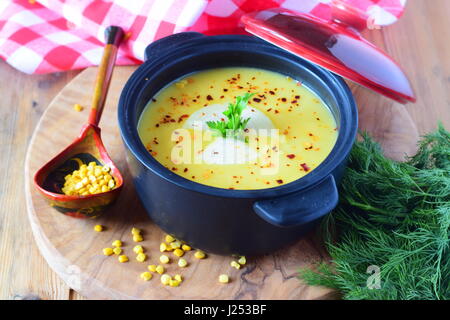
[206,93,254,138]
[299,123,450,300]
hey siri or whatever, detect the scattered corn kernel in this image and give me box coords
[165,234,176,243]
[170,241,181,249]
[73,103,84,112]
[169,279,181,287]
[173,248,184,257]
[219,274,229,284]
[160,242,168,252]
[62,162,117,196]
[133,234,143,242]
[133,245,144,254]
[148,264,157,272]
[131,227,141,235]
[178,258,187,268]
[161,274,171,285]
[155,265,165,274]
[160,254,170,264]
[140,272,152,281]
[113,247,122,255]
[174,274,183,282]
[136,253,147,262]
[112,240,122,247]
[181,244,191,251]
[238,256,246,265]
[118,255,129,263]
[103,248,113,256]
[194,250,206,259]
[231,261,241,269]
[94,224,103,232]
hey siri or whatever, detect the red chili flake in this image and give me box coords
[220,95,224,99]
[266,108,272,112]
[295,95,300,99]
[276,179,283,184]
[281,98,287,102]
[183,168,188,173]
[191,176,196,179]
[300,163,310,172]
[152,98,157,102]
[269,90,275,95]
[274,110,280,114]
[237,85,244,89]
[291,100,297,104]
[178,114,189,123]
[228,187,235,190]
[286,154,295,159]
[206,95,213,101]
[253,97,261,103]
[223,88,228,92]
[171,167,178,171]
[155,124,160,128]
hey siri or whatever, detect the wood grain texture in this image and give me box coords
[1,0,449,300]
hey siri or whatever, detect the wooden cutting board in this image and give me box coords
[24,66,418,300]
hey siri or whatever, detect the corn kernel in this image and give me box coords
[160,242,168,252]
[194,250,206,259]
[161,274,171,285]
[133,245,144,254]
[94,224,103,232]
[231,261,241,269]
[170,241,181,249]
[103,248,113,256]
[133,234,143,242]
[160,254,170,264]
[238,256,246,265]
[169,279,180,287]
[112,240,122,247]
[181,244,192,251]
[219,274,229,284]
[136,253,147,262]
[174,274,182,282]
[148,264,157,272]
[73,103,83,112]
[118,255,129,263]
[165,234,176,243]
[108,179,115,189]
[113,247,122,255]
[102,165,111,173]
[101,185,108,193]
[178,258,187,268]
[155,265,165,274]
[140,272,152,281]
[131,227,141,235]
[173,248,184,257]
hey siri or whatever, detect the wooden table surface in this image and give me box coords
[1,0,449,300]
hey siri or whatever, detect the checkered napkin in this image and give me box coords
[0,0,407,74]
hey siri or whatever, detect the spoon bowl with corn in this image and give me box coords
[34,26,124,218]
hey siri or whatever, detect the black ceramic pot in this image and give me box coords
[118,32,357,256]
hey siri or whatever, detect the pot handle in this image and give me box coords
[253,175,338,227]
[144,32,205,62]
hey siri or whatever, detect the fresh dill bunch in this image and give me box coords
[299,124,450,300]
[206,93,254,138]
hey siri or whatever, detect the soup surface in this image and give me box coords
[138,67,337,190]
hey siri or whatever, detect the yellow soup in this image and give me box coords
[138,67,338,190]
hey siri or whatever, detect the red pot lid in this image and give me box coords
[241,8,415,104]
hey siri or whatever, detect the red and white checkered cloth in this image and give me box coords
[0,0,407,74]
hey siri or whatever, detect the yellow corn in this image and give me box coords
[133,245,144,254]
[148,264,157,272]
[169,279,180,287]
[178,258,187,268]
[93,224,103,232]
[136,253,147,262]
[238,256,246,265]
[118,255,129,263]
[112,240,122,247]
[173,248,184,257]
[170,241,181,249]
[113,247,122,255]
[230,261,241,269]
[181,244,191,251]
[174,274,182,282]
[140,272,152,281]
[159,254,170,264]
[160,242,168,252]
[73,103,84,112]
[155,265,165,274]
[219,274,229,284]
[133,234,143,242]
[131,227,141,235]
[194,250,206,259]
[102,248,113,256]
[165,234,175,243]
[161,274,171,285]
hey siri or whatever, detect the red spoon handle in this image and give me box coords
[88,26,124,127]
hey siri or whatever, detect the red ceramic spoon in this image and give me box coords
[34,26,124,218]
